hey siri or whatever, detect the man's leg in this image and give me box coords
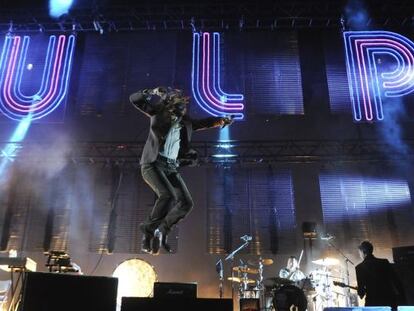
[140,163,178,253]
[157,171,194,251]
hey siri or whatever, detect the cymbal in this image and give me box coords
[247,258,274,266]
[233,266,259,274]
[227,277,255,284]
[312,257,340,266]
[265,277,294,286]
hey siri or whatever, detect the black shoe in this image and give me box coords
[152,229,162,255]
[161,234,173,253]
[141,234,153,254]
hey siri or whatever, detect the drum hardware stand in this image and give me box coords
[225,236,251,305]
[312,292,329,311]
[240,259,249,295]
[216,259,224,298]
[256,258,267,311]
[257,258,264,288]
[322,268,333,305]
[322,235,354,307]
[332,290,347,306]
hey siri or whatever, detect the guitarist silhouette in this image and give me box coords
[355,241,406,310]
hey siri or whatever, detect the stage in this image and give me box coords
[0,0,414,310]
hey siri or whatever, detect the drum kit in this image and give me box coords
[225,256,349,311]
[227,258,273,305]
[307,258,347,311]
[219,235,354,311]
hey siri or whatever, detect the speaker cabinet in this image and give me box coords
[394,261,414,305]
[323,308,392,311]
[20,272,118,311]
[121,297,232,311]
[324,308,414,311]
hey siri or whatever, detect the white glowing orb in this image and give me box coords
[26,63,33,70]
[113,258,157,303]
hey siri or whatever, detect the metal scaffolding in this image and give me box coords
[1,0,413,33]
[1,139,414,166]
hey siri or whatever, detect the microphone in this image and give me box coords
[320,233,335,241]
[240,235,252,242]
[221,115,235,129]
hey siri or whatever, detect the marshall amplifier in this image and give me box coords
[153,282,197,299]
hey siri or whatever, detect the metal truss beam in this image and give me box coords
[1,1,413,33]
[1,140,414,167]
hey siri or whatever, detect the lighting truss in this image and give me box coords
[1,139,413,167]
[0,1,413,33]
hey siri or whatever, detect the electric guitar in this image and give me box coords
[333,281,358,291]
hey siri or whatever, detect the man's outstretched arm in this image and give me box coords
[191,116,234,131]
[129,87,166,117]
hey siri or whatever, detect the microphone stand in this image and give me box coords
[225,240,251,304]
[225,240,250,261]
[323,237,354,307]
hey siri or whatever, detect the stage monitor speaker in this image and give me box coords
[121,297,232,311]
[324,308,414,311]
[20,272,118,311]
[324,308,392,311]
[153,282,197,299]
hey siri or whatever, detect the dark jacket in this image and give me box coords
[356,254,405,308]
[130,90,223,165]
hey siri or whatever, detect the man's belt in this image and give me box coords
[157,155,178,165]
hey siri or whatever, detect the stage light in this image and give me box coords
[320,173,411,222]
[219,126,230,141]
[217,143,234,149]
[49,0,74,19]
[302,221,317,239]
[93,20,104,35]
[211,154,237,158]
[192,32,244,119]
[0,114,32,177]
[212,127,237,159]
[112,258,157,306]
[343,31,414,121]
[344,0,369,30]
[0,34,76,121]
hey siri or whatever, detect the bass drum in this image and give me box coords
[273,285,307,311]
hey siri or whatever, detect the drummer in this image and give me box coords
[279,256,306,283]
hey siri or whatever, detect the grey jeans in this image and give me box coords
[140,158,194,235]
